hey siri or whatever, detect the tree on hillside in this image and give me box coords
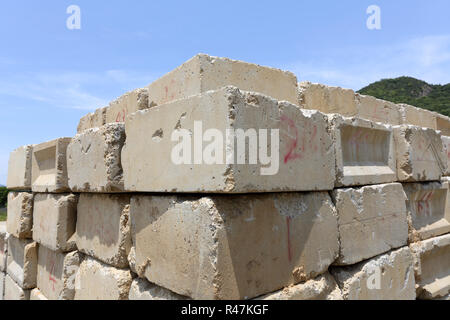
[0,187,8,207]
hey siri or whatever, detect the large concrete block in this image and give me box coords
[129,278,188,300]
[30,288,48,300]
[0,222,8,272]
[6,192,33,239]
[123,87,335,193]
[7,237,37,289]
[258,272,342,300]
[3,274,30,300]
[6,145,33,191]
[74,256,132,300]
[442,135,450,176]
[31,138,72,193]
[298,82,357,116]
[33,194,77,252]
[403,182,450,242]
[410,234,450,299]
[331,247,416,300]
[147,54,298,107]
[106,88,150,124]
[37,246,80,300]
[0,272,4,300]
[130,192,339,300]
[76,194,131,268]
[67,124,126,193]
[328,115,397,187]
[394,125,446,182]
[398,103,437,130]
[355,94,401,125]
[77,107,107,133]
[436,113,450,136]
[332,183,409,265]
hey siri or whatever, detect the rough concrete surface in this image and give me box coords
[7,237,37,289]
[129,277,188,300]
[6,192,33,239]
[4,274,30,300]
[355,94,401,126]
[6,145,33,191]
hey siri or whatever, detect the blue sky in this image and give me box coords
[1,0,449,184]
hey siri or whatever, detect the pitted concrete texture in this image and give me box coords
[0,272,4,300]
[30,288,48,300]
[31,138,72,193]
[398,103,437,130]
[74,256,132,300]
[77,107,107,133]
[147,53,298,107]
[403,182,450,242]
[129,277,188,300]
[130,192,339,300]
[436,113,450,136]
[4,274,30,300]
[332,183,409,265]
[37,246,80,300]
[106,88,150,124]
[7,145,33,191]
[33,193,77,252]
[7,192,33,239]
[76,194,131,268]
[410,234,450,299]
[394,125,446,182]
[68,123,126,193]
[442,135,450,176]
[0,222,8,272]
[123,86,335,193]
[355,94,401,125]
[298,82,357,117]
[7,237,37,289]
[258,272,343,300]
[328,114,397,187]
[331,247,416,300]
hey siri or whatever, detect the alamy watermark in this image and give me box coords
[66,5,81,30]
[366,5,381,30]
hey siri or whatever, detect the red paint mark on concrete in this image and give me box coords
[281,115,303,164]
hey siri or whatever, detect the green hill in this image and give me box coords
[358,77,450,117]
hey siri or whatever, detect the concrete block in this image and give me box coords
[31,138,72,193]
[0,272,4,300]
[33,193,77,252]
[436,113,450,136]
[37,246,80,300]
[30,288,48,300]
[123,86,335,193]
[332,183,409,265]
[410,234,450,299]
[76,194,131,268]
[130,192,339,300]
[258,272,342,300]
[398,103,437,130]
[331,247,416,300]
[74,256,132,300]
[442,135,450,176]
[147,53,298,107]
[6,145,33,190]
[0,222,8,272]
[106,88,150,123]
[77,107,107,133]
[129,278,188,300]
[67,123,126,193]
[6,192,33,239]
[403,182,450,242]
[4,274,30,300]
[7,237,37,289]
[328,114,397,187]
[298,82,357,116]
[394,125,446,182]
[355,94,401,125]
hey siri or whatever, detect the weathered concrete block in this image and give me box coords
[7,237,37,289]
[77,106,107,133]
[394,125,446,182]
[31,138,72,193]
[147,54,298,107]
[33,193,77,252]
[6,192,33,239]
[403,182,450,242]
[30,288,48,300]
[332,183,409,265]
[130,192,339,300]
[331,247,416,300]
[123,87,335,193]
[37,246,80,300]
[67,123,126,193]
[298,82,357,116]
[106,88,150,124]
[355,94,401,125]
[74,256,132,300]
[442,135,450,176]
[258,272,342,300]
[6,145,33,191]
[129,278,188,300]
[0,272,4,300]
[0,222,8,272]
[410,234,450,299]
[76,194,131,268]
[328,115,397,187]
[398,103,437,130]
[4,274,30,300]
[436,113,450,136]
